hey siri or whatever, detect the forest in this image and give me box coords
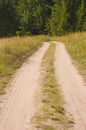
[0,0,86,37]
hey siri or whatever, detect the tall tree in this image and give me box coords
[27,0,54,34]
[0,0,19,37]
[17,0,29,34]
[48,0,69,35]
[0,0,86,37]
[76,0,86,31]
[17,0,44,34]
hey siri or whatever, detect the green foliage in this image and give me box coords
[0,0,19,37]
[48,0,69,35]
[17,0,29,33]
[16,31,32,36]
[0,0,86,36]
[76,0,86,31]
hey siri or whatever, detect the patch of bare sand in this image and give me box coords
[0,42,49,130]
[55,42,86,130]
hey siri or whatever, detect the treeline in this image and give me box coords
[0,0,86,37]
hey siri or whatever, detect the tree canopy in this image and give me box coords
[0,0,86,37]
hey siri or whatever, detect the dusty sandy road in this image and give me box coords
[0,43,49,130]
[55,42,86,130]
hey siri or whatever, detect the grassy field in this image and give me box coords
[0,33,85,128]
[0,32,86,97]
[0,32,85,95]
[0,35,49,95]
[33,43,71,130]
[56,32,86,82]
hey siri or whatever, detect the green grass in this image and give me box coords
[56,32,86,82]
[33,43,71,130]
[0,35,50,95]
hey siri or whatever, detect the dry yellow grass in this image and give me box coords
[0,35,49,95]
[56,32,86,82]
[0,32,85,94]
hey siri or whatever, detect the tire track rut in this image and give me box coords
[0,42,49,130]
[55,42,86,130]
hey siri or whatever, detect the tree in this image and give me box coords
[76,0,86,31]
[0,0,19,37]
[0,0,86,37]
[16,0,29,35]
[48,0,69,35]
[27,0,54,34]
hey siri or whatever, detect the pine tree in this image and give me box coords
[0,0,19,37]
[27,0,53,34]
[76,0,86,31]
[49,0,69,35]
[17,0,29,35]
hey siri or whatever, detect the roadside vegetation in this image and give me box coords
[0,32,85,95]
[57,32,86,82]
[33,43,71,130]
[0,35,49,95]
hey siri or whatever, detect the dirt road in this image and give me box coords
[0,43,49,130]
[0,41,86,130]
[55,42,86,130]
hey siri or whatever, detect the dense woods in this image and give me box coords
[0,0,86,37]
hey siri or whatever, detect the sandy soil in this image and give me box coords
[55,42,86,130]
[0,42,49,130]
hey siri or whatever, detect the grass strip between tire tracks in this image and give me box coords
[33,43,72,130]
